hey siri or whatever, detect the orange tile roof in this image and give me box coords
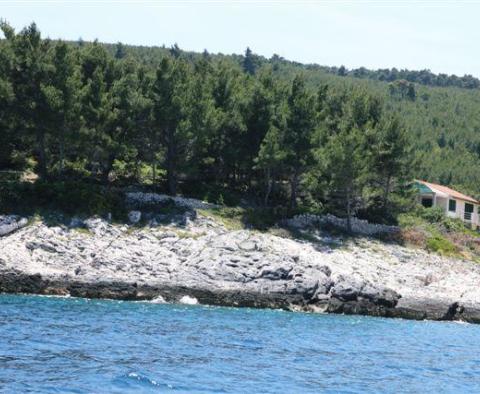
[416,180,479,204]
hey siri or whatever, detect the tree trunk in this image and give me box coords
[36,130,48,179]
[264,168,272,206]
[290,171,299,209]
[102,153,115,184]
[134,159,141,183]
[152,160,156,186]
[346,187,352,233]
[166,130,177,196]
[383,175,392,210]
[59,125,66,179]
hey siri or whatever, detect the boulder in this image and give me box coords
[128,211,142,224]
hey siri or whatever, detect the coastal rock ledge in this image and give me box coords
[1,213,480,323]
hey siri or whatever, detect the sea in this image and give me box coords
[0,294,479,393]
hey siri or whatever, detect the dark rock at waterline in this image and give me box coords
[0,269,476,324]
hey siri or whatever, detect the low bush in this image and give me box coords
[426,235,458,255]
[442,217,468,233]
[418,206,445,223]
[397,205,480,259]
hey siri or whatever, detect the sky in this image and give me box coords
[1,0,480,77]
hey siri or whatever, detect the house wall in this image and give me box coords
[418,193,479,228]
[445,198,479,227]
[436,196,448,212]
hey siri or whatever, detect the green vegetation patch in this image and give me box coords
[398,206,480,260]
[426,235,458,256]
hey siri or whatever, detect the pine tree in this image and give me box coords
[1,22,52,179]
[114,42,127,59]
[369,114,412,218]
[78,41,119,181]
[46,41,82,177]
[312,89,379,231]
[316,123,369,232]
[242,47,257,76]
[0,25,15,170]
[254,72,289,205]
[106,58,147,181]
[242,71,276,187]
[209,62,248,185]
[255,125,286,205]
[283,74,316,208]
[181,57,216,182]
[152,56,190,195]
[133,65,155,184]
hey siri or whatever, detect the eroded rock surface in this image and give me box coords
[1,213,480,323]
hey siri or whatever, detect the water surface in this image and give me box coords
[0,295,479,393]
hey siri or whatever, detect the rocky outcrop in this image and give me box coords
[1,211,480,323]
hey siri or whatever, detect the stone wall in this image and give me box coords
[0,215,28,237]
[284,213,399,236]
[125,192,218,210]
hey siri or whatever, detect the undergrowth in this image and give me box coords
[397,206,480,260]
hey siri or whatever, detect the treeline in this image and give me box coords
[305,64,480,90]
[0,23,413,227]
[95,43,480,90]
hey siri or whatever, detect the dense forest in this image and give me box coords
[1,22,479,227]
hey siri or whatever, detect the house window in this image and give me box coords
[449,199,456,212]
[421,197,433,208]
[465,203,474,221]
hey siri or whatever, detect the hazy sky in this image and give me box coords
[1,0,479,77]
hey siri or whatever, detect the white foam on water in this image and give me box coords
[179,295,198,305]
[452,320,471,325]
[150,295,167,304]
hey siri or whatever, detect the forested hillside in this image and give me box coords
[1,22,480,227]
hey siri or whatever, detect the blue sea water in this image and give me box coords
[0,295,480,393]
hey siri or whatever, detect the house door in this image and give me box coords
[421,197,433,208]
[465,203,474,221]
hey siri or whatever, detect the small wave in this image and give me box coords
[114,371,173,390]
[452,320,471,325]
[29,293,72,299]
[127,372,161,386]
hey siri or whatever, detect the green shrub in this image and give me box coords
[419,206,445,223]
[442,218,467,233]
[397,212,424,228]
[426,235,457,255]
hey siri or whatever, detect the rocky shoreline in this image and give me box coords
[1,207,480,323]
